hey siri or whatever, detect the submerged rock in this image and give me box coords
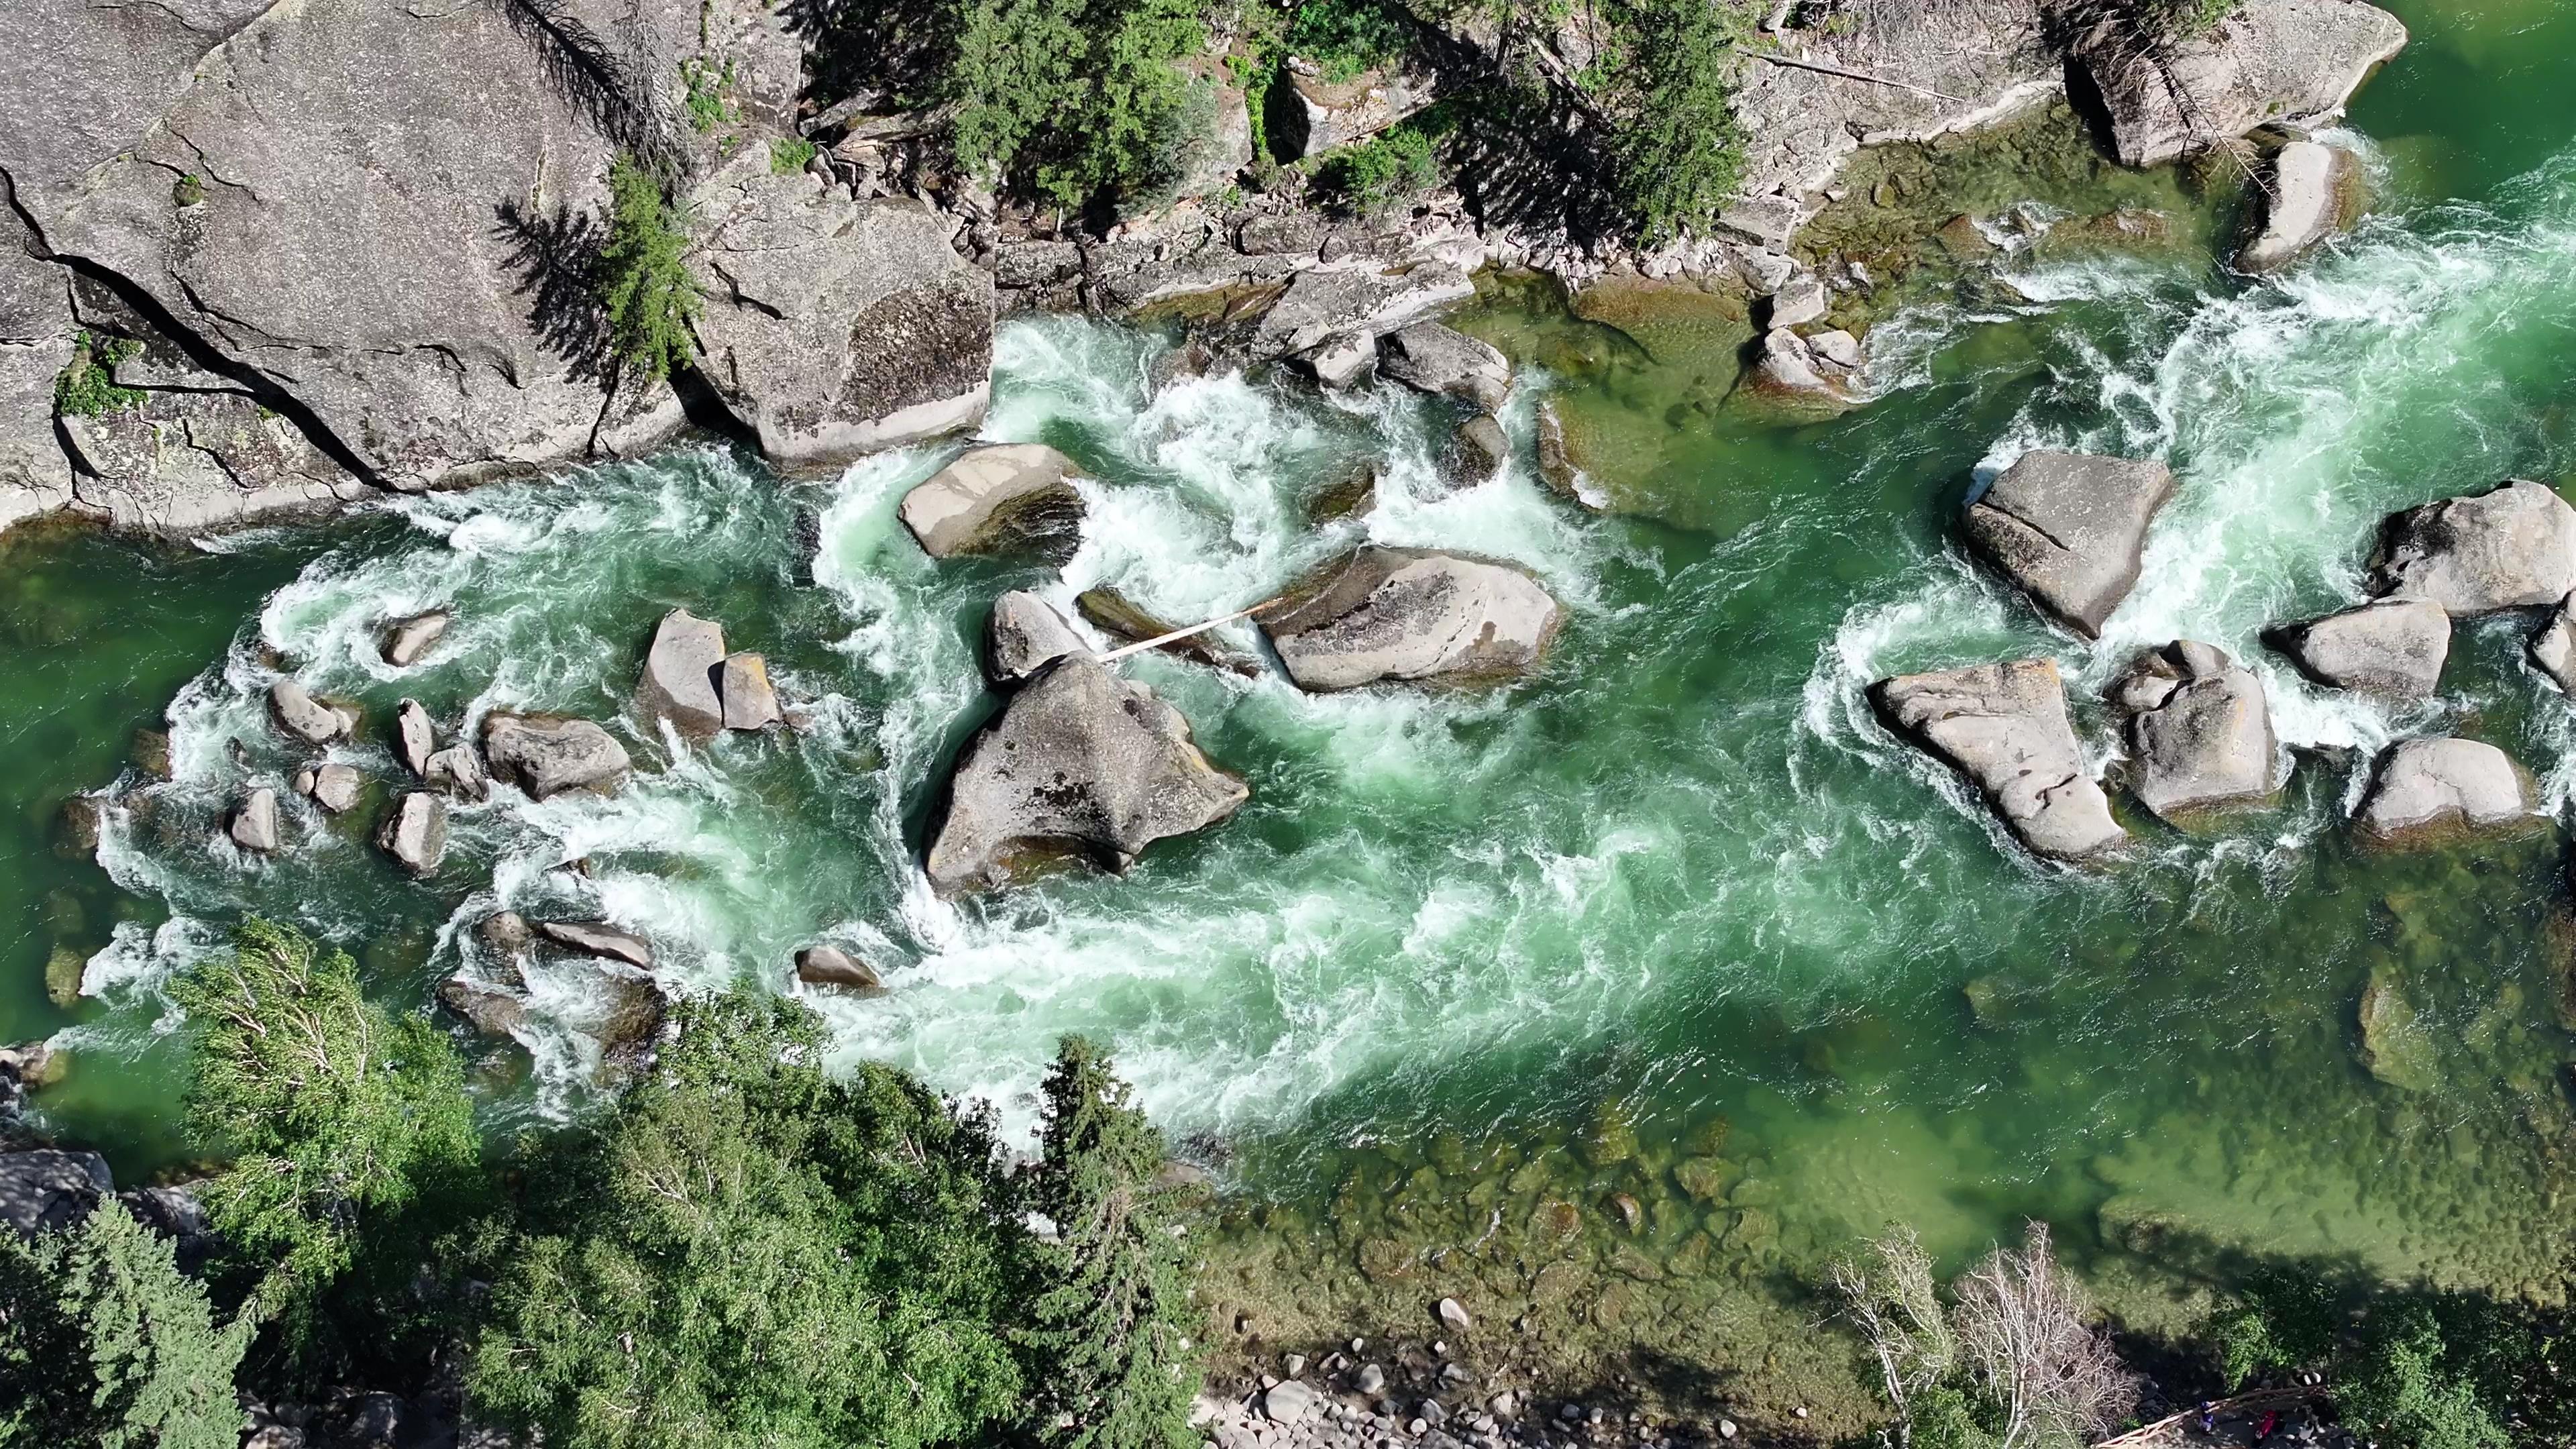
[476,910,533,964]
[638,609,727,741]
[925,655,1248,893]
[720,653,780,731]
[2112,641,2280,820]
[2355,737,2534,845]
[301,761,362,814]
[898,444,1086,559]
[985,591,1089,686]
[1307,458,1382,525]
[536,920,655,970]
[394,698,434,777]
[380,610,449,667]
[376,791,447,875]
[2079,0,2409,168]
[2239,140,2363,273]
[794,945,883,993]
[2357,964,2438,1091]
[1377,323,1511,413]
[1963,451,2177,639]
[482,715,631,800]
[1260,547,1564,692]
[268,678,351,745]
[229,788,282,853]
[2265,598,2450,700]
[437,975,527,1038]
[1870,659,2127,863]
[2371,479,2576,614]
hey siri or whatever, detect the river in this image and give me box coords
[2,0,2571,1424]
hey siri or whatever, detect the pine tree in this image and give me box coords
[0,1199,250,1449]
[598,152,700,382]
[1014,1036,1201,1449]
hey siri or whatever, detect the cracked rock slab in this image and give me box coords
[2110,641,2279,821]
[1964,451,2177,639]
[1261,547,1564,692]
[1870,658,2126,863]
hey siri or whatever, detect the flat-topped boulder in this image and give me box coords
[229,788,281,853]
[1377,323,1511,413]
[269,678,353,745]
[2265,598,2449,700]
[536,920,655,970]
[926,655,1248,893]
[380,610,449,668]
[1870,659,2127,863]
[985,590,1089,686]
[720,653,780,731]
[2355,737,2534,845]
[376,790,447,875]
[638,609,727,740]
[1964,451,2177,639]
[1243,262,1477,364]
[2239,140,2364,273]
[2080,0,2409,168]
[482,714,631,800]
[1260,547,1564,692]
[2111,641,2279,820]
[299,761,363,814]
[898,444,1086,559]
[2370,479,2576,614]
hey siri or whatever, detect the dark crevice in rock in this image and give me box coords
[3,170,380,486]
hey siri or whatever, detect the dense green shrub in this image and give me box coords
[598,153,701,383]
[0,1200,250,1449]
[53,332,146,417]
[769,136,820,174]
[1316,124,1439,216]
[945,0,1211,209]
[2135,0,2239,40]
[1285,0,1413,83]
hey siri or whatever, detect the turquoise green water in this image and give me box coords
[6,0,2576,1415]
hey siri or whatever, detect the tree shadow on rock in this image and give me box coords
[482,0,680,170]
[780,0,959,114]
[492,199,612,386]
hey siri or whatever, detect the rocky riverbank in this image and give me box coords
[1,0,2404,539]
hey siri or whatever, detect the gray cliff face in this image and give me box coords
[1870,659,2127,863]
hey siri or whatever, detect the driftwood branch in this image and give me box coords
[1750,50,1968,103]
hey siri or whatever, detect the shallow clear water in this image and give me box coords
[6,0,2576,1411]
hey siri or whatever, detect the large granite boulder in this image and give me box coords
[423,743,490,802]
[437,975,529,1038]
[1,0,703,517]
[229,787,282,853]
[1377,322,1511,412]
[688,158,994,470]
[2239,140,2364,273]
[926,655,1248,893]
[394,699,435,777]
[720,653,780,731]
[0,191,78,531]
[898,445,1086,558]
[269,679,355,745]
[54,376,364,536]
[1964,451,2178,639]
[986,590,1090,686]
[2265,598,2449,700]
[299,761,364,814]
[1260,547,1564,692]
[1869,659,2127,862]
[794,945,883,993]
[2110,641,2279,820]
[0,1148,113,1235]
[2079,0,2408,168]
[381,610,450,667]
[2355,737,2533,845]
[536,920,654,969]
[1745,328,1863,418]
[2370,480,2576,614]
[482,714,631,800]
[377,791,449,875]
[637,610,727,741]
